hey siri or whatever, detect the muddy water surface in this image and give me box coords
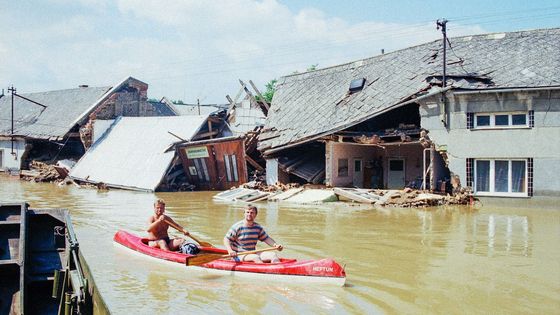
[1,175,559,314]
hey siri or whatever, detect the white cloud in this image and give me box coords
[0,0,487,102]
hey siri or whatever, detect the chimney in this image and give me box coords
[381,49,385,54]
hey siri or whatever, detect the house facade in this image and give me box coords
[259,28,560,198]
[420,88,560,197]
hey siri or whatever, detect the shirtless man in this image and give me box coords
[147,199,189,251]
[223,205,283,263]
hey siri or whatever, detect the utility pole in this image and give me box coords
[436,19,448,88]
[8,86,16,156]
[197,98,200,115]
[6,86,48,159]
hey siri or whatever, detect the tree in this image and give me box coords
[262,79,277,103]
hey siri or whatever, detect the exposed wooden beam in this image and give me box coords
[249,80,270,111]
[245,155,264,171]
[191,130,219,140]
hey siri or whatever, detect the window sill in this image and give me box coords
[471,126,531,130]
[475,192,529,198]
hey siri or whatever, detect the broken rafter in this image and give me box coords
[245,155,265,171]
[248,80,270,112]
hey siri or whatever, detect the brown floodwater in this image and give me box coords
[1,174,559,314]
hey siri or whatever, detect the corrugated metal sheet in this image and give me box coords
[0,87,111,139]
[69,115,208,191]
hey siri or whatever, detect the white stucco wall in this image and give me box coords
[0,139,26,170]
[420,89,560,196]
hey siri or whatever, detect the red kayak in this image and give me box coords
[114,230,346,286]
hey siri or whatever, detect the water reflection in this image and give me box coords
[1,175,559,314]
[465,214,531,257]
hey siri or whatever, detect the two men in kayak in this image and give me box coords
[223,205,283,263]
[146,199,189,251]
[147,201,283,263]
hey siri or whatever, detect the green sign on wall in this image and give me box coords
[185,146,209,159]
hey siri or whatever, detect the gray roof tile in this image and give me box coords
[259,28,560,153]
[0,86,111,139]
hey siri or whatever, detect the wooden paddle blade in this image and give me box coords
[186,253,228,266]
[196,240,213,247]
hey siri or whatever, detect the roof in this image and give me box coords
[69,115,209,191]
[147,100,178,116]
[172,104,226,116]
[0,76,149,140]
[0,86,111,140]
[258,28,560,154]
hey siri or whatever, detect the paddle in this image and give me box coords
[164,219,213,247]
[186,247,280,266]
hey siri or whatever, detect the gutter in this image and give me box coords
[452,86,560,95]
[263,86,453,156]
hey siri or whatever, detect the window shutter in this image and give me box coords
[466,158,474,188]
[467,113,474,129]
[529,110,534,128]
[528,158,533,197]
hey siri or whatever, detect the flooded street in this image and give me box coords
[1,175,559,314]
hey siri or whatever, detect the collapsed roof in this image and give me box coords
[258,28,560,155]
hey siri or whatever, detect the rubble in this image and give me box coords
[20,161,63,183]
[219,180,476,208]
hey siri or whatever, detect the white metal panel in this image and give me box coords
[70,115,208,191]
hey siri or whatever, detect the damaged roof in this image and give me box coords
[258,28,560,154]
[0,86,111,140]
[69,115,209,192]
[0,76,149,140]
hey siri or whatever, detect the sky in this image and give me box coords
[1,0,559,104]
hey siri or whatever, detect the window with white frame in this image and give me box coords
[474,112,529,129]
[474,159,528,196]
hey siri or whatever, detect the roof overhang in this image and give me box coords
[262,86,452,156]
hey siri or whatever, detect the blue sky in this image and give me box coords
[1,0,558,103]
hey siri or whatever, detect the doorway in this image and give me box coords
[353,158,363,187]
[387,158,405,189]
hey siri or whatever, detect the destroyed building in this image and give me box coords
[0,77,176,172]
[69,114,232,192]
[259,28,560,198]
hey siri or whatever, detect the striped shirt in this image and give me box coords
[225,220,269,252]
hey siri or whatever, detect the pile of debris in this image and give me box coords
[242,180,301,192]
[222,182,476,208]
[20,161,63,183]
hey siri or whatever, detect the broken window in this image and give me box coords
[224,154,239,182]
[192,158,210,182]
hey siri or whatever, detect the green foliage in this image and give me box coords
[262,79,277,103]
[173,100,185,105]
[261,64,317,103]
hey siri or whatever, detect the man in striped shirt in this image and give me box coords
[224,205,283,263]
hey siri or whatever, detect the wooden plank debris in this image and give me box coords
[333,188,379,204]
[268,188,304,201]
